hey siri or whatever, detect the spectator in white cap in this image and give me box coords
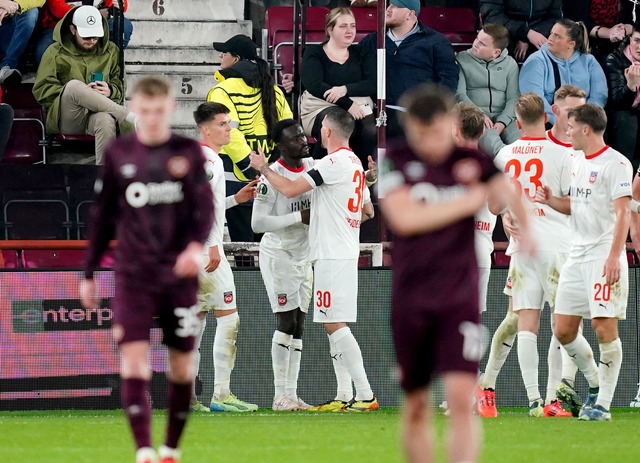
[33,5,136,164]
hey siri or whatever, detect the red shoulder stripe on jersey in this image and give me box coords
[585,145,609,160]
[546,130,571,148]
[520,136,547,141]
[328,146,354,155]
[277,159,305,173]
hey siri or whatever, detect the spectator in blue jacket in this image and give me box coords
[519,18,608,125]
[359,0,458,138]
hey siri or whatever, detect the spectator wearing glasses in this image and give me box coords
[33,5,136,164]
[0,0,44,84]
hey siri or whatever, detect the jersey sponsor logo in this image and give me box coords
[278,294,287,306]
[120,163,137,179]
[224,292,234,304]
[290,198,311,212]
[11,299,112,333]
[589,171,598,184]
[258,183,268,195]
[452,158,481,185]
[474,220,491,231]
[569,186,592,199]
[410,182,467,204]
[125,181,184,208]
[167,156,191,179]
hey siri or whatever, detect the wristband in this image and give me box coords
[595,26,601,39]
[631,199,640,214]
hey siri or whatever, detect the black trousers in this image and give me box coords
[0,103,14,159]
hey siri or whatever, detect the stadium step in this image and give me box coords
[127,20,251,48]
[125,46,218,66]
[127,72,217,101]
[127,0,243,21]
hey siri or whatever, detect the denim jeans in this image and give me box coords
[0,103,14,159]
[34,17,134,64]
[0,8,39,68]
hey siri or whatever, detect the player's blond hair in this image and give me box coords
[325,7,355,38]
[131,76,172,97]
[454,103,485,141]
[515,93,545,126]
[554,84,587,103]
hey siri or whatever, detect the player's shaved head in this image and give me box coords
[193,102,230,126]
[322,107,355,140]
[568,104,607,134]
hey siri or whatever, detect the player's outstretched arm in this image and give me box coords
[249,149,313,198]
[251,199,303,233]
[226,179,258,209]
[604,196,631,286]
[380,184,487,237]
[535,185,571,215]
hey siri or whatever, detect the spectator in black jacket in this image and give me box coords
[480,0,562,61]
[0,102,13,159]
[359,0,458,138]
[604,21,640,161]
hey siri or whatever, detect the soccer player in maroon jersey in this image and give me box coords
[379,84,534,463]
[80,77,214,463]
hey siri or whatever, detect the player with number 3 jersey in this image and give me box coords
[250,108,378,412]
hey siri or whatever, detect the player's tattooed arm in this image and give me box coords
[362,200,375,222]
[249,147,313,198]
[365,155,377,185]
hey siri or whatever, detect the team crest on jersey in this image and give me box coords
[453,158,481,185]
[278,294,287,306]
[224,292,234,304]
[120,163,137,178]
[505,276,513,290]
[167,156,190,179]
[589,171,598,184]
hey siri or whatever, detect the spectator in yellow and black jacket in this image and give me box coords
[207,34,293,254]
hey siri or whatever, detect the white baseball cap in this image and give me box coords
[72,6,104,38]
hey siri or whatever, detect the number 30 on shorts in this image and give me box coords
[593,283,611,302]
[316,290,331,308]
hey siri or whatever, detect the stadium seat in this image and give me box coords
[418,7,477,51]
[351,8,377,42]
[21,250,86,269]
[492,250,510,267]
[0,165,71,240]
[3,111,46,164]
[0,250,19,268]
[68,165,99,239]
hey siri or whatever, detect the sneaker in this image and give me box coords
[272,396,298,411]
[308,399,349,412]
[578,387,599,418]
[296,397,313,410]
[578,404,611,421]
[543,400,572,417]
[345,397,379,412]
[158,445,180,463]
[190,400,210,412]
[0,66,21,85]
[136,447,157,463]
[209,394,258,412]
[630,383,640,407]
[528,400,544,417]
[556,379,582,417]
[476,388,498,418]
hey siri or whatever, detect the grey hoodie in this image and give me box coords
[456,48,520,127]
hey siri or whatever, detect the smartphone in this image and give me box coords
[90,72,104,83]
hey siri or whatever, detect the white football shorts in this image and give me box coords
[198,253,237,311]
[479,266,490,313]
[508,251,566,311]
[312,259,358,323]
[259,253,313,313]
[555,255,628,320]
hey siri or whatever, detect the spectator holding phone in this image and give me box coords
[33,5,136,164]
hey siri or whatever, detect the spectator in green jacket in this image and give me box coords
[33,5,136,164]
[456,24,521,156]
[0,0,45,84]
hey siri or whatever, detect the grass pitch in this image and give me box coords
[1,408,639,463]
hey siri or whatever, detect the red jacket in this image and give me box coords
[39,0,128,31]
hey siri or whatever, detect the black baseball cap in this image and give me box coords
[213,35,258,60]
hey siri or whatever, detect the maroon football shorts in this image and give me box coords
[112,277,199,352]
[392,301,481,393]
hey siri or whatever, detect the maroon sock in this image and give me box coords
[165,381,193,449]
[121,378,152,449]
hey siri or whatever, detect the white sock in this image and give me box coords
[331,327,373,401]
[285,338,303,400]
[271,330,292,400]
[562,334,599,388]
[212,312,239,401]
[191,316,207,401]
[596,338,623,410]
[480,311,518,390]
[328,334,353,402]
[517,331,541,403]
[561,325,581,386]
[546,335,562,404]
[125,111,137,124]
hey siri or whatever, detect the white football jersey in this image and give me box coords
[255,158,315,263]
[569,146,633,261]
[303,148,371,261]
[546,129,572,149]
[202,145,226,249]
[474,203,496,268]
[495,137,573,254]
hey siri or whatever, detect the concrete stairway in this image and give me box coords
[125,0,251,137]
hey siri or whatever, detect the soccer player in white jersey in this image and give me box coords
[629,170,640,408]
[249,107,378,412]
[493,93,574,417]
[191,102,259,413]
[537,104,632,421]
[251,119,315,411]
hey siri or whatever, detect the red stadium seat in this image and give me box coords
[3,117,46,164]
[351,8,377,42]
[418,7,477,51]
[1,250,19,268]
[492,251,510,267]
[22,250,86,268]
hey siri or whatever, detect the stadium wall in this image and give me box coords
[0,268,638,410]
